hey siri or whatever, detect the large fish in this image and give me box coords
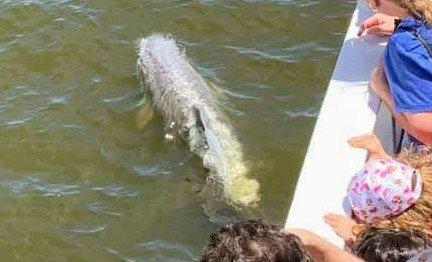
[136,34,260,207]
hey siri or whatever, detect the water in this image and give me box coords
[0,0,354,260]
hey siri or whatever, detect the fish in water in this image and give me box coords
[136,34,260,207]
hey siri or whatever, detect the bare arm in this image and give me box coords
[348,134,390,160]
[370,61,432,145]
[283,229,363,262]
[405,113,432,145]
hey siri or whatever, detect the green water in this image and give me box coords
[0,0,354,260]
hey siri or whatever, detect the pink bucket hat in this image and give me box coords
[348,158,422,223]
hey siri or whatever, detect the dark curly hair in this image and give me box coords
[349,227,432,262]
[200,220,312,262]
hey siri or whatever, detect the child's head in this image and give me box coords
[348,158,422,223]
[374,149,432,236]
[349,227,432,262]
[200,220,311,262]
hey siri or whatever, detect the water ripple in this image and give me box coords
[219,88,259,100]
[0,85,71,127]
[132,165,173,178]
[87,202,122,217]
[92,183,140,198]
[2,176,83,197]
[105,248,135,262]
[284,107,318,118]
[5,115,34,126]
[224,42,336,63]
[65,224,107,235]
[48,95,70,105]
[137,241,195,261]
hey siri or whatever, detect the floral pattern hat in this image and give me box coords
[348,158,423,223]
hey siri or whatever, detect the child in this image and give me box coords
[348,134,423,223]
[201,220,312,262]
[349,227,432,261]
[201,220,362,262]
[325,134,432,241]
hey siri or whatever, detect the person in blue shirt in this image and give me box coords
[363,0,432,145]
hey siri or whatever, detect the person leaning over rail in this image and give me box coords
[200,220,432,261]
[200,220,362,262]
[325,134,432,245]
[346,227,432,261]
[360,0,432,146]
[320,225,432,261]
[285,228,432,262]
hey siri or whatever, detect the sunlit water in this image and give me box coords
[0,0,354,260]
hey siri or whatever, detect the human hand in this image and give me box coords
[348,133,388,159]
[324,213,359,242]
[282,228,322,247]
[358,13,398,37]
[285,227,365,262]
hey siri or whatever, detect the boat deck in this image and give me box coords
[284,0,399,245]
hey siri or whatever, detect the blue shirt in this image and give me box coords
[384,17,432,113]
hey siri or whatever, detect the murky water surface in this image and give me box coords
[0,0,353,260]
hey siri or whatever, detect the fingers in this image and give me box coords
[323,213,344,225]
[358,12,398,37]
[349,133,378,143]
[365,26,388,37]
[362,16,381,29]
[324,214,340,229]
[365,25,393,36]
[348,134,377,148]
[324,213,358,242]
[349,133,389,159]
[348,139,366,148]
[283,228,319,247]
[283,228,303,236]
[358,16,381,36]
[348,135,367,145]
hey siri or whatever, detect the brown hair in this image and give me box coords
[201,220,311,262]
[390,0,432,24]
[373,148,432,237]
[350,227,432,261]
